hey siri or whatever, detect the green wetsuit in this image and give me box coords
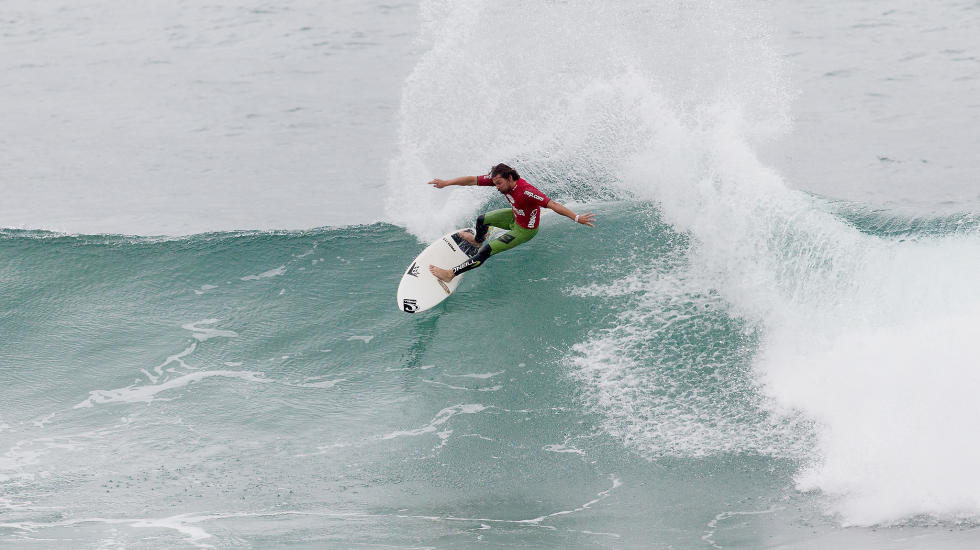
[481,208,538,255]
[451,208,538,276]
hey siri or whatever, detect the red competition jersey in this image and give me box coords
[476,175,551,229]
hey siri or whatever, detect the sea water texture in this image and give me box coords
[3,0,980,549]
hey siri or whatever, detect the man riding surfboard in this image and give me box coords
[427,163,596,282]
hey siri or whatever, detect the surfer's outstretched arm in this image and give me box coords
[546,200,596,227]
[428,176,478,188]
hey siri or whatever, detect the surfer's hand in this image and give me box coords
[576,212,596,227]
[428,178,449,189]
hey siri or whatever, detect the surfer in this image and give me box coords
[427,163,595,282]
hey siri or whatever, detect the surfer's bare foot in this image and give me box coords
[458,230,479,247]
[429,265,455,282]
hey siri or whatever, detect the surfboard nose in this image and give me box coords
[396,228,473,313]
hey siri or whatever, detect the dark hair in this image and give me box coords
[489,163,520,181]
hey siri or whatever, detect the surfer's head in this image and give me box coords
[489,163,519,192]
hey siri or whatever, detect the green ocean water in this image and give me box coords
[3,203,980,548]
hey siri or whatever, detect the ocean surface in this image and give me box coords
[2,0,980,548]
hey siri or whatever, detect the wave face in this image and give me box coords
[382,0,980,528]
[2,205,980,547]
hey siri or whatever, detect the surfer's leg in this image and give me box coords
[440,211,514,281]
[487,225,537,256]
[466,215,488,245]
[450,243,492,276]
[473,209,514,243]
[449,224,537,277]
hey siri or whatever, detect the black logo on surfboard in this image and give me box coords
[406,262,420,277]
[402,298,419,313]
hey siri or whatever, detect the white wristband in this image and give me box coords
[574,214,579,223]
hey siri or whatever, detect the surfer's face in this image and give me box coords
[491,175,515,193]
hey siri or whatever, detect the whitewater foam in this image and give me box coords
[386,0,980,527]
[612,110,980,524]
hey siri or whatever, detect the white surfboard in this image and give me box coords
[396,227,501,313]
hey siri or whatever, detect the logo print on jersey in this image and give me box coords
[406,262,420,277]
[506,194,515,204]
[402,298,419,312]
[524,190,544,202]
[528,209,537,228]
